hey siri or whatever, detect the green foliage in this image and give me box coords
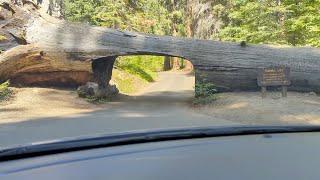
[220,0,320,47]
[0,35,7,41]
[118,65,155,82]
[0,81,12,101]
[63,0,100,23]
[193,82,218,105]
[115,56,164,82]
[192,83,217,105]
[63,0,177,35]
[62,0,320,48]
[112,69,148,94]
[113,74,137,93]
[195,82,218,98]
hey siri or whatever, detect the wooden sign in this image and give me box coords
[257,66,291,98]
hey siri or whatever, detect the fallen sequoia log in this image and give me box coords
[0,44,92,87]
[0,1,320,96]
[0,1,92,87]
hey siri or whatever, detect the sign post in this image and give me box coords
[257,66,291,98]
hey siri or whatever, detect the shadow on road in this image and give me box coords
[0,91,235,147]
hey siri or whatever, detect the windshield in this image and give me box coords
[0,0,319,149]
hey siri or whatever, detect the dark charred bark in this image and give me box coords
[92,56,117,97]
[1,2,16,14]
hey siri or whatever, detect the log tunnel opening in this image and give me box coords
[90,55,195,99]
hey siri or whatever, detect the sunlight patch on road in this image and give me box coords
[303,100,320,106]
[120,112,148,118]
[225,102,249,110]
[281,114,320,125]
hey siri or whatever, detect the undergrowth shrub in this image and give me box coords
[193,82,218,105]
[195,82,217,98]
[0,81,12,101]
[0,35,7,41]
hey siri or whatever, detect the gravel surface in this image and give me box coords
[195,91,320,125]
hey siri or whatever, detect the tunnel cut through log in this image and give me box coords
[1,2,320,96]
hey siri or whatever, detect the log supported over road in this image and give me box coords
[92,56,116,97]
[0,1,320,94]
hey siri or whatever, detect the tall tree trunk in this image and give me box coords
[171,27,181,70]
[184,0,196,71]
[170,2,181,70]
[186,0,195,38]
[163,56,171,71]
[171,57,180,70]
[276,0,285,39]
[290,0,299,46]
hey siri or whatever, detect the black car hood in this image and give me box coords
[1,125,320,162]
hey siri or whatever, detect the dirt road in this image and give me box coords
[0,71,235,147]
[1,71,319,148]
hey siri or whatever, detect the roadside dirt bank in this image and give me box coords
[194,92,320,125]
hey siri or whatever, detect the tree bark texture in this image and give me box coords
[0,1,320,93]
[92,56,116,97]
